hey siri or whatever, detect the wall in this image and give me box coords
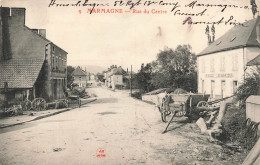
[0,7,67,102]
[8,8,48,60]
[73,75,87,88]
[142,93,166,105]
[246,96,260,129]
[111,75,123,89]
[198,48,245,99]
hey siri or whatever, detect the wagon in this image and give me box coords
[158,94,209,121]
[66,95,81,108]
[159,93,235,133]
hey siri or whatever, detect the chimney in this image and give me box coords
[0,7,3,60]
[257,24,260,43]
[39,29,46,38]
[0,7,12,60]
[211,24,215,43]
[10,8,26,26]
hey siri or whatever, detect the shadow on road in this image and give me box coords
[90,98,118,104]
[97,112,118,115]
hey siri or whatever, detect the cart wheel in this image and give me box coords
[197,101,209,108]
[22,100,32,111]
[32,98,47,111]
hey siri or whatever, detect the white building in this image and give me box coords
[104,66,126,90]
[197,17,260,99]
[72,66,87,88]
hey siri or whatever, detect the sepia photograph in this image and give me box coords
[0,0,260,164]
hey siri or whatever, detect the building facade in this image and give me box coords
[72,66,87,88]
[0,7,67,106]
[104,66,126,90]
[197,17,260,99]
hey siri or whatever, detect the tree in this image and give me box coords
[67,66,75,89]
[96,72,105,82]
[135,63,155,93]
[235,69,260,108]
[151,45,197,92]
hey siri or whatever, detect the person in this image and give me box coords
[161,90,174,122]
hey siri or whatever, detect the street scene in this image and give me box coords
[0,86,248,165]
[1,0,260,164]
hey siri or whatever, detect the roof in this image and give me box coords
[72,67,86,76]
[112,67,126,75]
[247,54,260,66]
[198,17,260,56]
[24,26,68,54]
[0,59,44,88]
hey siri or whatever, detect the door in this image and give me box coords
[211,80,215,98]
[233,81,238,94]
[221,80,226,98]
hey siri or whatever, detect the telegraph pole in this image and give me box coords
[130,65,132,97]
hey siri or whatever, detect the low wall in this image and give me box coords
[246,95,260,125]
[142,93,165,105]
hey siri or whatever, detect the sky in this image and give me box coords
[2,0,260,72]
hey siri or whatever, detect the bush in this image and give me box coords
[70,87,88,98]
[235,70,260,108]
[131,92,142,99]
[221,106,258,151]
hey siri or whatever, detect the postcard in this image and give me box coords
[0,0,260,164]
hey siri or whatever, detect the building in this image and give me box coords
[197,17,260,99]
[0,7,68,106]
[72,66,87,88]
[104,66,126,90]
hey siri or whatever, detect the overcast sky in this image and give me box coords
[2,0,259,72]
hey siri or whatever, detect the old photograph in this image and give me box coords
[0,0,260,164]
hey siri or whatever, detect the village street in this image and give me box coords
[0,87,246,165]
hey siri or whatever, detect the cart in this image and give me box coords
[66,95,81,108]
[159,94,233,133]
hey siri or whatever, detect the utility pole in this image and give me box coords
[130,65,132,97]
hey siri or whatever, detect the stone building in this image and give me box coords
[72,66,87,88]
[0,7,68,106]
[197,17,260,99]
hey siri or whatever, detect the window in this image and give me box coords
[52,46,55,52]
[56,56,58,68]
[232,55,238,71]
[220,56,225,72]
[201,79,205,93]
[52,56,55,68]
[210,58,215,72]
[201,59,205,73]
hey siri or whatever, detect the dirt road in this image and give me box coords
[0,87,246,165]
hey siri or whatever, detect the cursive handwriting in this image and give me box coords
[48,0,249,25]
[48,0,109,14]
[183,16,244,26]
[185,0,250,12]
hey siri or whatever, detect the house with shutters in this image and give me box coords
[0,7,68,107]
[72,66,87,88]
[197,17,260,99]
